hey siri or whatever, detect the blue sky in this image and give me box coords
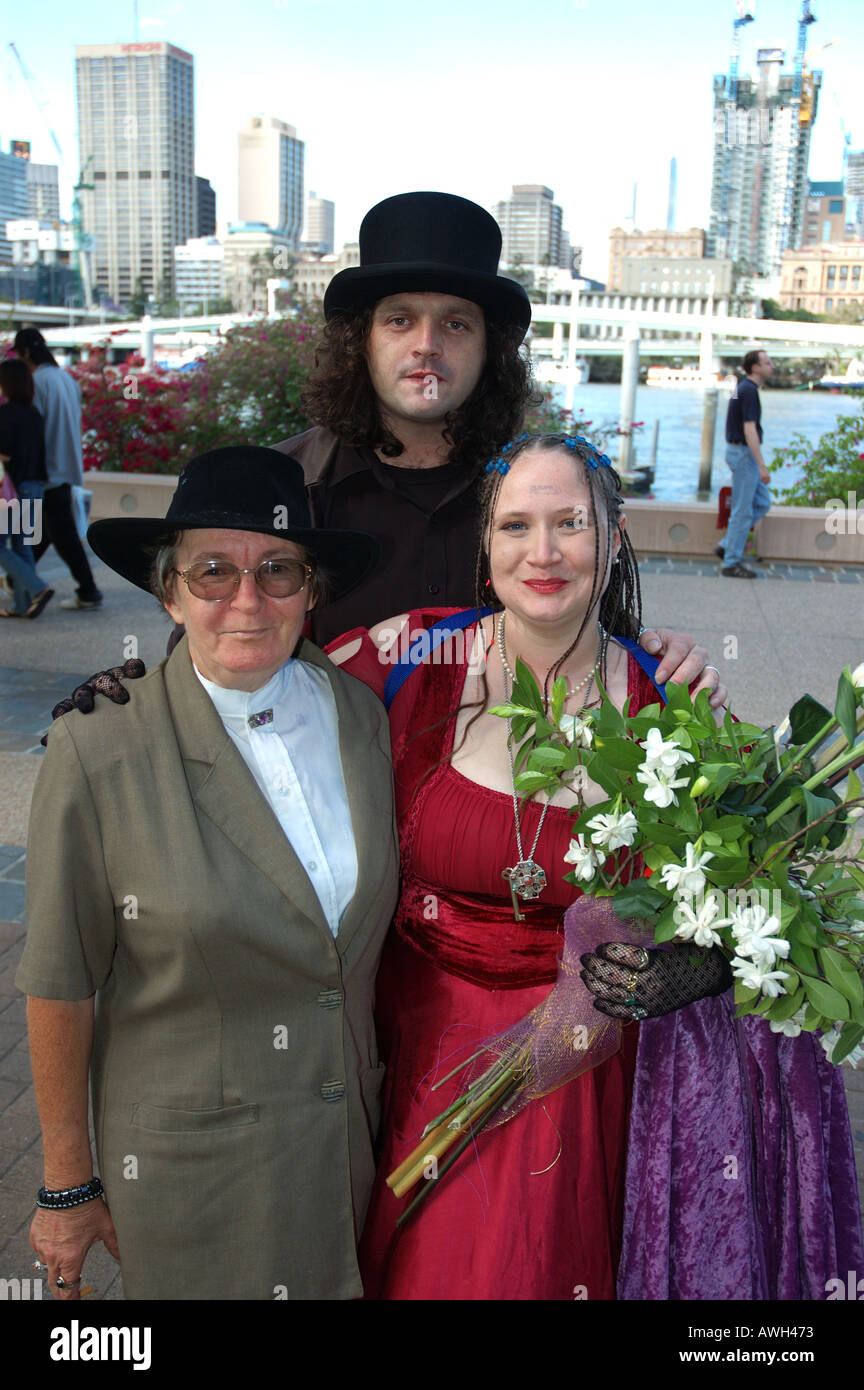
[3,0,862,277]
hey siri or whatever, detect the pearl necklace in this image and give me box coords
[495,613,601,701]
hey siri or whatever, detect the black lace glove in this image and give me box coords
[579,940,733,1021]
[41,659,147,745]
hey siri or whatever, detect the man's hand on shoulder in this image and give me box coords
[639,627,727,709]
[42,660,147,745]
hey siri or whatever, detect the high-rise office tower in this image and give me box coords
[847,151,864,238]
[237,116,305,250]
[302,191,335,254]
[492,185,569,269]
[666,157,678,232]
[26,163,61,222]
[75,41,196,307]
[0,145,29,265]
[196,176,217,237]
[708,46,821,276]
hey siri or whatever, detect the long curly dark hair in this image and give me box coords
[300,308,540,466]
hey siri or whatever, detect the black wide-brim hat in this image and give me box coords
[86,446,379,602]
[323,191,532,337]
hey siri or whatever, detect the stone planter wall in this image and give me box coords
[84,471,864,566]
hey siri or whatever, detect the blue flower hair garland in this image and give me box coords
[485,434,612,477]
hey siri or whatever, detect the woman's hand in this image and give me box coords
[640,628,726,709]
[31,1199,120,1300]
[580,940,733,1020]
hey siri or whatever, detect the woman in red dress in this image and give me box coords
[327,434,731,1300]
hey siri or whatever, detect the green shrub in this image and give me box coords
[769,398,864,507]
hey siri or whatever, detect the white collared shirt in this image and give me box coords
[194,660,358,937]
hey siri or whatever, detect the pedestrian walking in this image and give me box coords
[717,348,774,579]
[13,328,103,610]
[0,357,54,619]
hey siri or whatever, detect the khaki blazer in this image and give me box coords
[17,637,399,1300]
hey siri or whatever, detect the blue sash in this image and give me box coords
[383,611,666,710]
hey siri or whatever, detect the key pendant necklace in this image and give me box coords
[498,616,549,921]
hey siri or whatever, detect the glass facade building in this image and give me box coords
[75,41,196,307]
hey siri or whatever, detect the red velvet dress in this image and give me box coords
[328,612,658,1301]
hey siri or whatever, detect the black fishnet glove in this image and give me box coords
[41,660,147,745]
[579,940,733,1021]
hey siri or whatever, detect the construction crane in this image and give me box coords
[799,36,836,127]
[834,91,852,182]
[729,1,755,105]
[7,41,95,310]
[792,1,818,110]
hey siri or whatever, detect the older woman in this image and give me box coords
[326,432,862,1300]
[16,445,399,1301]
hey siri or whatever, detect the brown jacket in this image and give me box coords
[17,637,399,1300]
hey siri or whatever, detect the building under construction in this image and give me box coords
[708,3,822,278]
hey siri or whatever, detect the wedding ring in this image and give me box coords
[32,1260,47,1272]
[635,948,650,970]
[55,1274,81,1289]
[705,665,721,680]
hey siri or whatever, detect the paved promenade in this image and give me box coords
[0,545,862,1299]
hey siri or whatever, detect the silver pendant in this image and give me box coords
[503,860,547,900]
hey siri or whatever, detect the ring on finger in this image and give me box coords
[55,1274,82,1289]
[634,947,650,970]
[704,665,720,680]
[32,1260,47,1272]
[625,971,639,993]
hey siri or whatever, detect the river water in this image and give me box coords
[551,383,861,502]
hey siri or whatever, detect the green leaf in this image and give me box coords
[526,746,568,770]
[593,736,645,771]
[800,974,850,1021]
[653,902,679,943]
[663,680,694,717]
[512,771,554,795]
[610,882,667,920]
[831,1021,864,1066]
[834,670,859,748]
[800,1004,824,1032]
[696,762,741,796]
[550,676,567,727]
[769,985,805,1022]
[579,752,622,797]
[818,947,864,1007]
[734,982,761,1007]
[788,694,833,744]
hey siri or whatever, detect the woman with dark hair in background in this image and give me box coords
[13,328,103,611]
[0,357,53,618]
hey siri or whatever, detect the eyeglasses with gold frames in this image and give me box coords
[174,558,312,601]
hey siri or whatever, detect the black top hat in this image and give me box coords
[323,192,532,336]
[86,446,379,602]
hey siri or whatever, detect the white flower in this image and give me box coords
[672,893,732,948]
[563,835,600,882]
[818,1026,864,1067]
[769,1006,808,1038]
[559,713,594,749]
[639,728,696,776]
[850,662,864,698]
[730,905,791,969]
[731,956,790,997]
[635,763,691,808]
[660,843,716,898]
[586,809,639,851]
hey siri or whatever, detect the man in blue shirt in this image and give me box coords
[717,348,774,579]
[13,329,103,610]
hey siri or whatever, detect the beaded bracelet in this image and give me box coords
[36,1176,104,1210]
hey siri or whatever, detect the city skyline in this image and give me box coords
[2,0,862,280]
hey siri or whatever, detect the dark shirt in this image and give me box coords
[279,432,486,646]
[0,401,47,486]
[725,377,762,445]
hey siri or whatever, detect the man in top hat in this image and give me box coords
[274,191,721,695]
[53,192,723,719]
